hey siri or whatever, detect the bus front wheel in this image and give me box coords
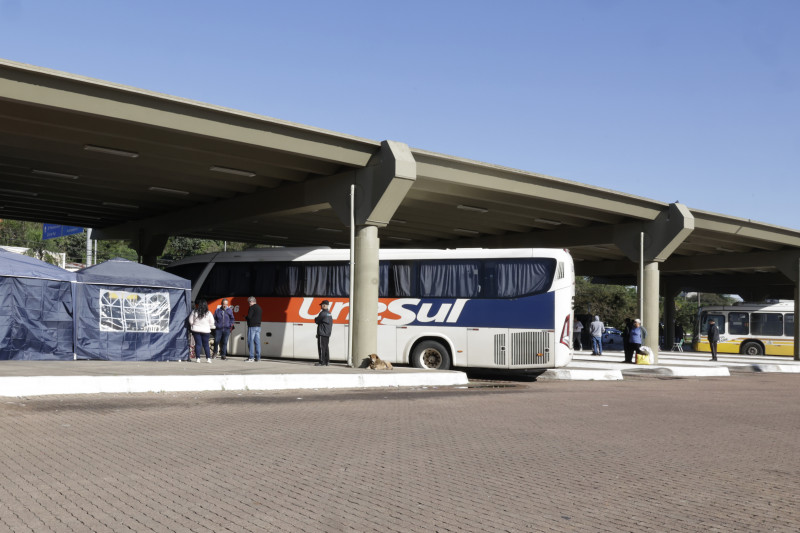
[411,340,451,370]
[741,341,764,356]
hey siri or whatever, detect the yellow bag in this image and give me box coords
[636,346,652,365]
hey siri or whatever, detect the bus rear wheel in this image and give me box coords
[741,341,764,356]
[411,340,451,370]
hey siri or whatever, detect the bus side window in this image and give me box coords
[204,263,252,296]
[389,262,415,297]
[275,264,302,296]
[751,312,783,336]
[419,261,480,298]
[785,314,794,337]
[728,312,749,335]
[702,313,726,334]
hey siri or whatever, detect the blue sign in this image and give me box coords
[42,224,84,240]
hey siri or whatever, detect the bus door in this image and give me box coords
[263,322,294,358]
[467,328,510,368]
[291,323,349,362]
[293,322,317,359]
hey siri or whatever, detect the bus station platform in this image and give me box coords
[0,358,469,397]
[539,350,800,380]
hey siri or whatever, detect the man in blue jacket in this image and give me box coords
[213,298,235,360]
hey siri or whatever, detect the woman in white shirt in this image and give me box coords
[188,299,215,363]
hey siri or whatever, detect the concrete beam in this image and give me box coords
[96,141,416,242]
[329,141,416,228]
[614,203,694,263]
[132,231,169,267]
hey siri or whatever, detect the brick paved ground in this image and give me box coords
[1,374,798,532]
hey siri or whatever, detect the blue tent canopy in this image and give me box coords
[0,250,75,360]
[75,258,191,361]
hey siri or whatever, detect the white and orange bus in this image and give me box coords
[166,247,575,370]
[694,301,795,356]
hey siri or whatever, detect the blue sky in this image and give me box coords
[1,0,798,229]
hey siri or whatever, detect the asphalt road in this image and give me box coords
[1,373,798,532]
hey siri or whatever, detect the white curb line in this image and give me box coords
[0,371,469,397]
[537,368,624,381]
[623,366,731,377]
[730,364,800,373]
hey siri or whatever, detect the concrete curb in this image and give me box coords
[0,371,469,397]
[622,366,731,377]
[729,364,800,373]
[537,368,624,381]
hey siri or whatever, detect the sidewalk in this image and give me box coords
[538,349,800,380]
[0,357,468,397]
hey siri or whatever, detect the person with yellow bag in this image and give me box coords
[628,318,647,364]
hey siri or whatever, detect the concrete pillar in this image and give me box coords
[351,224,379,368]
[663,283,678,351]
[643,261,660,364]
[132,231,168,267]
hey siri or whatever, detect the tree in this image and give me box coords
[673,292,737,335]
[574,277,638,329]
[160,237,251,264]
[0,219,60,264]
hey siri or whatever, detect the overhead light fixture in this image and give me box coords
[102,201,139,209]
[388,236,412,242]
[534,218,562,226]
[392,219,407,224]
[263,234,289,240]
[0,188,38,197]
[148,186,189,196]
[454,228,479,235]
[210,165,256,178]
[84,144,139,158]
[716,247,735,253]
[457,204,488,214]
[316,227,343,233]
[31,169,79,180]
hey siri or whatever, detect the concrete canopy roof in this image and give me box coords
[2,58,800,299]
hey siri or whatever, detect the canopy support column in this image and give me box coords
[643,262,660,363]
[615,203,694,365]
[327,141,416,369]
[132,231,168,267]
[663,280,679,353]
[351,225,380,368]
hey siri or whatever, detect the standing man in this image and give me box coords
[589,315,605,356]
[573,318,584,351]
[245,296,262,362]
[707,318,720,362]
[213,298,235,360]
[314,300,332,366]
[622,318,633,363]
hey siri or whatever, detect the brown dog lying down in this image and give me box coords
[368,353,393,370]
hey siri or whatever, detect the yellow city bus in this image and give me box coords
[693,302,795,356]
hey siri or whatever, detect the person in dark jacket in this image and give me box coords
[622,318,632,364]
[212,298,235,360]
[314,300,333,366]
[245,296,262,362]
[707,318,720,361]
